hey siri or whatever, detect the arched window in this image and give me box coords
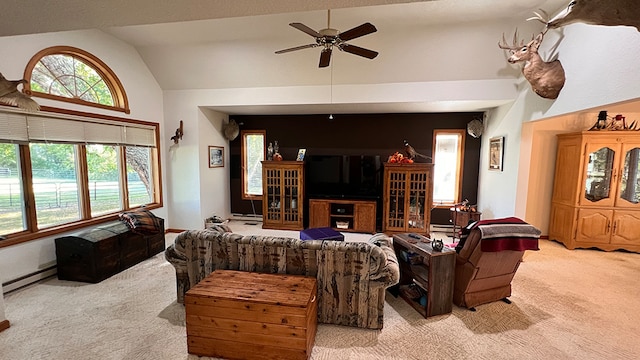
[23,46,130,114]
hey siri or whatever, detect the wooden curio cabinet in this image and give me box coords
[549,131,640,252]
[262,161,304,230]
[383,163,433,235]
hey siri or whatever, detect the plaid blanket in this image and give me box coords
[458,217,540,252]
[119,209,163,234]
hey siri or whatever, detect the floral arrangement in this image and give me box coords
[387,151,413,164]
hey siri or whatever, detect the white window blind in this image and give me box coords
[0,111,29,143]
[0,108,156,147]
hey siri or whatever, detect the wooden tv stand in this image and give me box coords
[308,199,377,233]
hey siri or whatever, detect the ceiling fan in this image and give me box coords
[275,9,379,68]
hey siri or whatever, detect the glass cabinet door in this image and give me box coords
[408,172,427,231]
[617,145,640,207]
[386,170,406,230]
[264,167,281,222]
[582,145,616,207]
[283,168,299,223]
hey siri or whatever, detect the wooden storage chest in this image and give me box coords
[185,270,317,360]
[55,219,165,283]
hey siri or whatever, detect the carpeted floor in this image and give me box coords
[1,222,639,360]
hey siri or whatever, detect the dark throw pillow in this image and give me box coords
[119,210,162,234]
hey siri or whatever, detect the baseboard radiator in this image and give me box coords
[230,213,263,222]
[2,265,57,294]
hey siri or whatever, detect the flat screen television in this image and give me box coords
[306,155,382,199]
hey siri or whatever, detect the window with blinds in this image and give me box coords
[0,107,161,245]
[0,110,155,147]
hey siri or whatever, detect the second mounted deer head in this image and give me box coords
[529,1,640,32]
[498,30,566,99]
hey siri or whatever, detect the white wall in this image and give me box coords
[479,24,640,232]
[0,29,165,285]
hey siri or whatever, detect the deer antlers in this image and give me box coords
[498,29,526,51]
[527,9,551,28]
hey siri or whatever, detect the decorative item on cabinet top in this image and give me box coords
[296,148,306,161]
[403,140,431,162]
[589,110,640,131]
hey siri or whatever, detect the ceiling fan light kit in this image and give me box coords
[275,9,379,68]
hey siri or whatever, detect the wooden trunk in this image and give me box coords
[185,270,317,360]
[55,220,165,283]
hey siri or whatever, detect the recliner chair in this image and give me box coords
[452,217,540,310]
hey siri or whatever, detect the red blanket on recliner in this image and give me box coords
[464,217,541,252]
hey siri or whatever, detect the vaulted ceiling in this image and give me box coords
[4,0,578,114]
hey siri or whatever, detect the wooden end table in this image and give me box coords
[392,233,456,318]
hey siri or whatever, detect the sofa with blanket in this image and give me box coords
[165,225,400,329]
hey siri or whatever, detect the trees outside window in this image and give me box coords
[25,46,130,114]
[87,144,122,217]
[0,108,161,247]
[30,143,81,228]
[0,46,159,247]
[0,143,26,235]
[126,146,153,207]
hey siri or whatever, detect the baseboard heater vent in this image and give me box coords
[230,213,263,222]
[431,224,453,231]
[3,265,57,294]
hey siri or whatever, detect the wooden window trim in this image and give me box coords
[23,46,130,114]
[241,130,266,200]
[432,129,466,208]
[0,106,162,249]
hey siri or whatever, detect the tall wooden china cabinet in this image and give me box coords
[261,161,304,230]
[549,131,640,252]
[382,163,433,235]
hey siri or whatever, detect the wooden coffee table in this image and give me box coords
[185,270,318,360]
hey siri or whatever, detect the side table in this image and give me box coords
[391,233,455,318]
[450,208,481,240]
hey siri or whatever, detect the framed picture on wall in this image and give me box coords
[209,146,224,168]
[489,136,504,171]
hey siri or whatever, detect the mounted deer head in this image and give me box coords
[529,1,640,31]
[498,30,566,99]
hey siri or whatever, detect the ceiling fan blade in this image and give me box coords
[338,22,377,41]
[340,44,379,59]
[289,23,322,38]
[319,48,332,68]
[275,43,318,54]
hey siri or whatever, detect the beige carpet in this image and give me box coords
[1,222,639,360]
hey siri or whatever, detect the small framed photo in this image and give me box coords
[296,148,306,161]
[489,136,504,171]
[208,146,224,168]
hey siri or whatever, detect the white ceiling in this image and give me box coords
[7,0,608,116]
